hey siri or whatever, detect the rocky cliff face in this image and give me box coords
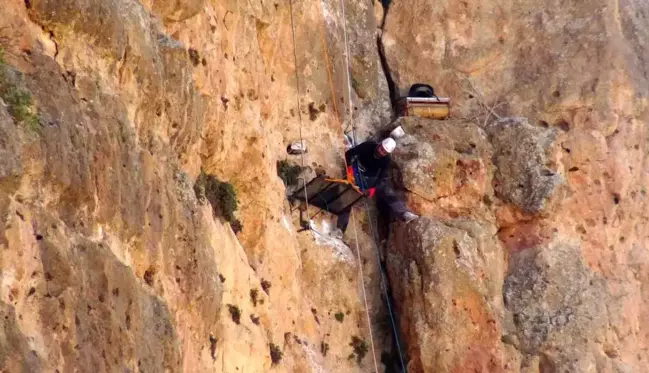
[1,0,648,372]
[383,1,649,372]
[0,0,392,372]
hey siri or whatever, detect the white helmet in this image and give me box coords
[381,137,396,153]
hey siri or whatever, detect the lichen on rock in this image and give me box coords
[487,117,561,213]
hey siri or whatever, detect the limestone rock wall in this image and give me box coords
[0,0,394,372]
[2,0,649,372]
[383,1,649,372]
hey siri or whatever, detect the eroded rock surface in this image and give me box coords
[2,0,649,372]
[388,217,507,373]
[487,117,561,213]
[0,0,395,372]
[503,242,611,372]
[383,1,649,372]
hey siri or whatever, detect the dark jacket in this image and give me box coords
[345,141,391,186]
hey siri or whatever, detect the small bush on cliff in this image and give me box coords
[334,311,344,322]
[250,288,259,307]
[350,336,368,363]
[321,342,330,356]
[276,160,304,186]
[194,170,239,225]
[269,343,283,365]
[0,51,39,133]
[227,304,241,324]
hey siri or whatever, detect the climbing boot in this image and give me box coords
[400,211,419,223]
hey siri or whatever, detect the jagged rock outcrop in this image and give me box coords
[390,117,495,222]
[487,117,561,214]
[388,217,508,373]
[3,0,649,371]
[386,115,648,373]
[503,242,611,372]
[383,1,649,372]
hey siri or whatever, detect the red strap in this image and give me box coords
[346,166,354,183]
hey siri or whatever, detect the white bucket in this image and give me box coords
[390,126,406,139]
[287,140,307,155]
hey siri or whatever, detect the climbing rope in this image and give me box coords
[337,1,382,369]
[290,0,381,370]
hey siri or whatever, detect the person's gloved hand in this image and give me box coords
[364,188,376,198]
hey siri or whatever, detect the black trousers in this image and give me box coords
[336,182,408,233]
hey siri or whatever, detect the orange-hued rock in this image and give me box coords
[383,0,649,371]
[0,0,394,372]
[2,0,649,371]
[388,218,508,373]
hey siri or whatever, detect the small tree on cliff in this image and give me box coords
[194,170,241,231]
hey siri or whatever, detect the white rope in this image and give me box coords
[350,210,381,373]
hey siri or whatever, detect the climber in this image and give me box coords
[334,137,418,236]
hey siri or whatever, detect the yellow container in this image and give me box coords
[397,97,450,120]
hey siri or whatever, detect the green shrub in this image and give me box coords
[194,171,239,222]
[321,342,329,357]
[261,279,271,295]
[4,86,38,130]
[350,336,368,363]
[227,304,241,324]
[250,289,259,307]
[188,48,200,66]
[230,218,243,234]
[276,160,304,186]
[334,312,344,322]
[0,56,39,132]
[250,314,260,325]
[269,343,283,365]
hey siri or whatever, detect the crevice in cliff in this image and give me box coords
[376,1,398,118]
[373,189,410,372]
[379,0,391,30]
[377,36,397,115]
